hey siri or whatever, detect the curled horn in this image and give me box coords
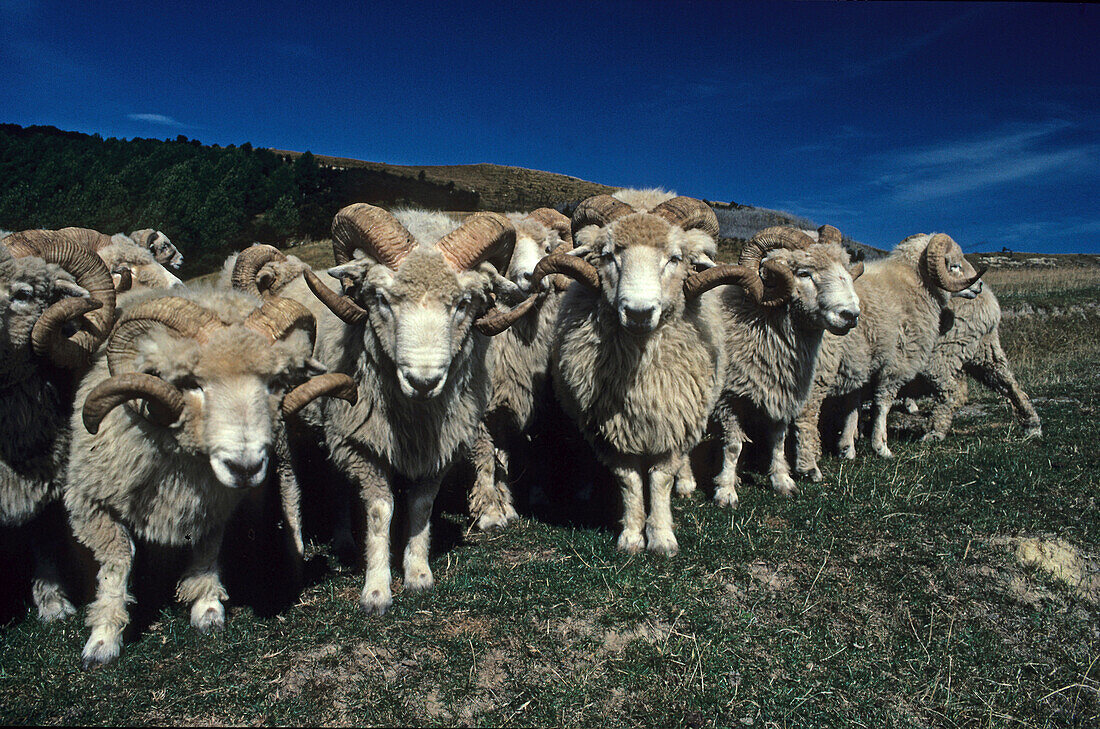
[244,296,316,345]
[650,197,720,238]
[683,264,759,301]
[571,195,635,237]
[923,233,987,293]
[437,212,516,273]
[528,207,573,250]
[304,269,369,325]
[30,298,104,365]
[282,372,358,417]
[331,203,415,268]
[106,296,219,376]
[82,372,185,434]
[735,226,814,308]
[5,231,117,367]
[232,244,287,296]
[473,253,601,336]
[849,261,865,279]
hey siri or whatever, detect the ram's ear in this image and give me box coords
[305,357,328,376]
[54,279,91,300]
[327,259,379,291]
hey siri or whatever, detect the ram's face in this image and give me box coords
[506,230,559,293]
[0,259,88,363]
[331,249,492,400]
[941,241,983,299]
[769,246,861,335]
[150,233,183,270]
[115,259,184,292]
[132,326,317,488]
[583,215,712,335]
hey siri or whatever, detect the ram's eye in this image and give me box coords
[173,375,200,391]
[11,287,33,302]
[797,270,812,278]
[375,291,391,309]
[456,296,471,314]
[668,255,683,265]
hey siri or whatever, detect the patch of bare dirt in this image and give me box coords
[1012,536,1100,604]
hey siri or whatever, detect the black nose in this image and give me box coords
[406,371,443,394]
[521,271,532,283]
[226,458,263,483]
[839,309,860,326]
[622,303,656,323]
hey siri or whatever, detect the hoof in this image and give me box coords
[797,466,822,483]
[475,510,514,532]
[920,431,945,443]
[771,476,799,498]
[874,445,894,459]
[713,485,740,509]
[839,444,856,460]
[404,570,435,593]
[674,478,697,498]
[81,629,121,668]
[617,531,645,555]
[37,596,77,623]
[360,589,392,616]
[645,528,679,557]
[191,601,225,635]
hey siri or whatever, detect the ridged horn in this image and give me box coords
[472,253,601,336]
[106,296,220,376]
[817,225,843,246]
[30,298,104,366]
[650,197,720,238]
[281,373,358,417]
[437,212,516,273]
[331,203,415,268]
[736,226,815,308]
[5,231,117,367]
[244,296,316,345]
[571,195,635,236]
[304,269,368,324]
[82,372,185,435]
[683,264,760,301]
[923,234,987,293]
[527,208,573,249]
[232,244,287,296]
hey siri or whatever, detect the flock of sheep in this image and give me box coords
[0,189,1041,667]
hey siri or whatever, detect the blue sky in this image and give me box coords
[2,0,1097,253]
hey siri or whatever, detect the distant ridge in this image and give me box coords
[270,148,884,259]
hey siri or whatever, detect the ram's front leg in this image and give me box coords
[765,420,798,498]
[612,462,646,554]
[836,391,862,459]
[794,391,825,482]
[404,477,442,592]
[468,421,516,531]
[351,455,395,615]
[714,412,747,508]
[273,426,304,556]
[176,523,230,635]
[74,505,135,667]
[31,517,76,622]
[646,460,680,556]
[870,382,902,458]
[674,459,697,497]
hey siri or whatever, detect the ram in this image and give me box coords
[282,204,518,614]
[707,225,862,507]
[100,234,184,292]
[899,284,1041,441]
[0,233,116,620]
[793,233,986,480]
[66,289,355,666]
[490,192,748,555]
[468,207,573,529]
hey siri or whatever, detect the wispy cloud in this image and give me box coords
[127,113,184,127]
[870,120,1100,202]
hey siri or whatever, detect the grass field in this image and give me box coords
[1,266,1098,727]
